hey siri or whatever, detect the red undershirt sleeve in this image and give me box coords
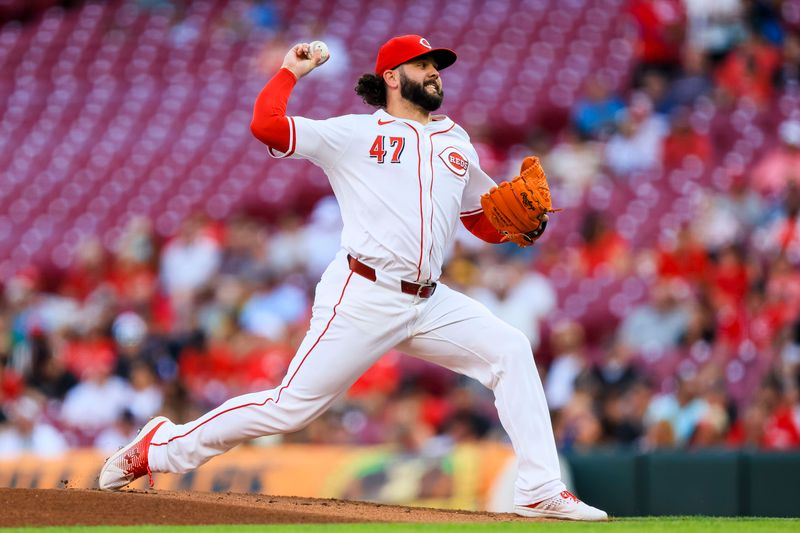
[460,211,505,244]
[250,68,297,153]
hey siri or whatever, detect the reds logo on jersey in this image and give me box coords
[438,147,469,177]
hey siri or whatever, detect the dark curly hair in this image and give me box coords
[355,73,386,107]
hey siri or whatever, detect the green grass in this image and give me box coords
[3,519,800,533]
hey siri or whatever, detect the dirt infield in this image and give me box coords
[0,488,537,526]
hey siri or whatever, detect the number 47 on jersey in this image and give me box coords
[370,135,405,164]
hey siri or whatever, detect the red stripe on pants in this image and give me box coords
[151,271,355,446]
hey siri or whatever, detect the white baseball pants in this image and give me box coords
[148,249,565,504]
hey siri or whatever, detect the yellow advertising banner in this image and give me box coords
[0,443,515,511]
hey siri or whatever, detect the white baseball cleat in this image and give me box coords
[98,416,169,491]
[514,490,609,521]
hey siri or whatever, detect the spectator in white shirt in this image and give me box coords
[60,360,131,436]
[470,261,556,350]
[618,279,691,358]
[605,94,668,176]
[128,362,163,424]
[545,321,589,412]
[0,395,68,458]
[160,214,221,297]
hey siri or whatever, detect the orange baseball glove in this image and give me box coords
[479,156,559,247]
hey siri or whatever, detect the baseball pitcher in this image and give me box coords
[99,35,607,521]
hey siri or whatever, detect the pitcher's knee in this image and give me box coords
[495,329,535,370]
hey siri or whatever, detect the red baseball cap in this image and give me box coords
[374,35,457,75]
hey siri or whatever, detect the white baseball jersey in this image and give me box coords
[145,103,565,508]
[268,108,496,282]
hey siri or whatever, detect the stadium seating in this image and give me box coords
[0,0,636,277]
[0,0,792,406]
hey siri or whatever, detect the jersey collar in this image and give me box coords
[375,108,454,133]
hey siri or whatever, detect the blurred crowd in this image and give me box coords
[2,0,800,458]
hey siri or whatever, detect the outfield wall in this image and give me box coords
[564,450,800,517]
[1,445,797,517]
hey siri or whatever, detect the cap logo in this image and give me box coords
[438,147,469,177]
[419,38,432,49]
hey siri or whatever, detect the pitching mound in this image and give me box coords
[0,488,536,526]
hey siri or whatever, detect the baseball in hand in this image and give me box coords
[307,41,330,63]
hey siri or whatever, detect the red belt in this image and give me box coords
[347,254,437,299]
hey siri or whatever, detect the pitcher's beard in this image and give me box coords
[399,71,443,112]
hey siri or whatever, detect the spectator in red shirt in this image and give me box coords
[662,107,713,168]
[573,211,631,277]
[764,254,800,324]
[762,402,800,449]
[60,240,110,302]
[62,328,116,380]
[628,0,687,75]
[656,224,710,282]
[726,403,768,448]
[107,253,157,310]
[707,245,752,347]
[0,365,23,405]
[715,33,782,106]
[239,339,297,391]
[758,374,800,450]
[708,245,750,308]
